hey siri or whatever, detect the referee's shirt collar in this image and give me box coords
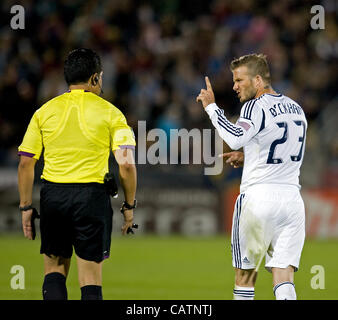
[67,89,90,93]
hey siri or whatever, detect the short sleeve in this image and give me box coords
[110,110,136,151]
[18,111,43,160]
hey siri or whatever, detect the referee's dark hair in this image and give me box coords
[64,48,102,85]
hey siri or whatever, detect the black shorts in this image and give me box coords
[39,180,113,263]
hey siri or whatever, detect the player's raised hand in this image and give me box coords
[219,151,244,168]
[196,76,215,108]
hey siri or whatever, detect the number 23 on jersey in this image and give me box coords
[267,120,306,164]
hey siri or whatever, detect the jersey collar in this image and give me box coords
[67,89,90,93]
[264,93,282,97]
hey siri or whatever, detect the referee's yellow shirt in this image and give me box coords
[18,89,136,183]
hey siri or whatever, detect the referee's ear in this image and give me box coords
[89,73,102,95]
[91,73,99,86]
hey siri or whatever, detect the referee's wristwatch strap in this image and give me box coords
[19,204,33,211]
[123,200,137,209]
[120,200,137,213]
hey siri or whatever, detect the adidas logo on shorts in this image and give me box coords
[243,257,250,264]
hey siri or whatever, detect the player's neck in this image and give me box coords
[255,85,277,99]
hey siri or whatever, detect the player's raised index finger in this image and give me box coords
[205,76,213,91]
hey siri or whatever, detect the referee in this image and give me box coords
[17,48,137,300]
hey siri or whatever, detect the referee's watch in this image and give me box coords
[120,200,137,214]
[19,204,33,212]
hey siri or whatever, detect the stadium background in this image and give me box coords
[0,0,337,300]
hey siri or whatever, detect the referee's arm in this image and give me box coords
[18,155,37,240]
[17,111,42,240]
[113,148,137,235]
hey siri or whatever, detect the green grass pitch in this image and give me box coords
[0,234,337,300]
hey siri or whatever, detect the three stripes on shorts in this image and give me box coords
[232,194,245,269]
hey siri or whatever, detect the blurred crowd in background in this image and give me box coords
[0,0,337,189]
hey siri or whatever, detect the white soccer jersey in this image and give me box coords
[205,93,307,193]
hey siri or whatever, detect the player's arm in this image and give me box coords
[205,104,261,150]
[113,148,137,235]
[197,77,260,150]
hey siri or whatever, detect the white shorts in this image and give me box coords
[231,184,305,272]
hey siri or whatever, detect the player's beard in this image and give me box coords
[240,86,257,103]
[239,80,257,103]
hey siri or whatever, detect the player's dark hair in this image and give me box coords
[64,48,102,85]
[230,53,271,84]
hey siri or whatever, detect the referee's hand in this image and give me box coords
[121,209,134,235]
[21,209,33,240]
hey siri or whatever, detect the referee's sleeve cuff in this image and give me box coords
[205,103,219,116]
[18,151,35,158]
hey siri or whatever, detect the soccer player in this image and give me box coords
[197,54,307,300]
[17,48,137,300]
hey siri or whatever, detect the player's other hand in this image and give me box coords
[196,76,215,108]
[21,209,33,240]
[121,209,134,235]
[219,151,244,168]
